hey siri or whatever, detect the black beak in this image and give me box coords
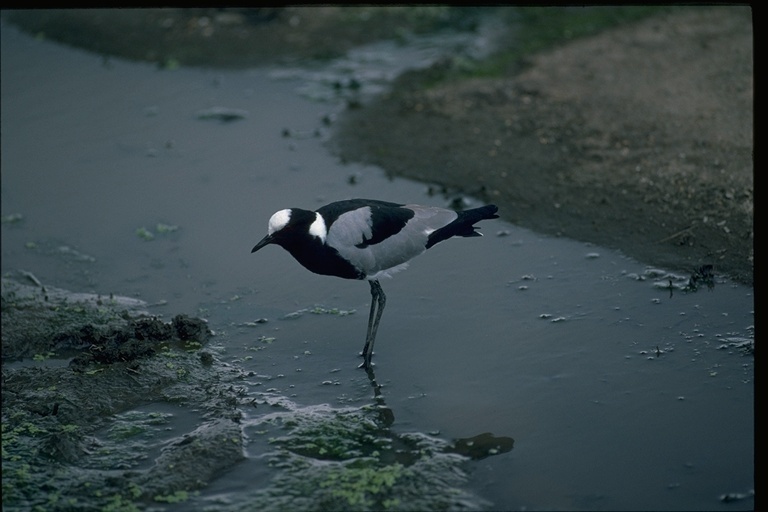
[251,234,274,253]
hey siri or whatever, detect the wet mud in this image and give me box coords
[2,277,245,509]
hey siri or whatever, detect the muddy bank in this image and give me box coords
[332,6,753,285]
[1,276,245,510]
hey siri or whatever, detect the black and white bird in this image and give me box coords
[251,198,499,370]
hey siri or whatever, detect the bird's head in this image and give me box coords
[251,208,324,253]
[251,209,291,253]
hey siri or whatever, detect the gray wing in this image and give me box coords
[327,205,458,276]
[325,206,374,248]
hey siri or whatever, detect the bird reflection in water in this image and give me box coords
[364,366,514,462]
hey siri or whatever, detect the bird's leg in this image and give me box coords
[368,281,386,361]
[359,280,380,368]
[359,280,386,369]
[364,281,379,351]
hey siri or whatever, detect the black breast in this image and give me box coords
[281,236,364,280]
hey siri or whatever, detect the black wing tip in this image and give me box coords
[484,204,500,219]
[468,204,499,220]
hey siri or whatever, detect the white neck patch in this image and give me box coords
[309,212,327,243]
[268,209,291,235]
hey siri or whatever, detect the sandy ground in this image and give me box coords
[333,6,753,285]
[6,7,753,285]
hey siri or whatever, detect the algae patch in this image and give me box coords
[205,401,514,511]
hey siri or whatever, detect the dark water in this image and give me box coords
[1,18,753,511]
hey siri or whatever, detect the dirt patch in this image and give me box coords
[333,6,753,285]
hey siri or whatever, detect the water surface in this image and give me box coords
[1,19,753,511]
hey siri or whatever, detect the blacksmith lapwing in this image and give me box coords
[251,198,499,370]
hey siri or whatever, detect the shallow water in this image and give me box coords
[1,18,753,511]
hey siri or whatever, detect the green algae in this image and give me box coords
[207,401,510,511]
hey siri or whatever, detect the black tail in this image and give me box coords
[426,205,499,249]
